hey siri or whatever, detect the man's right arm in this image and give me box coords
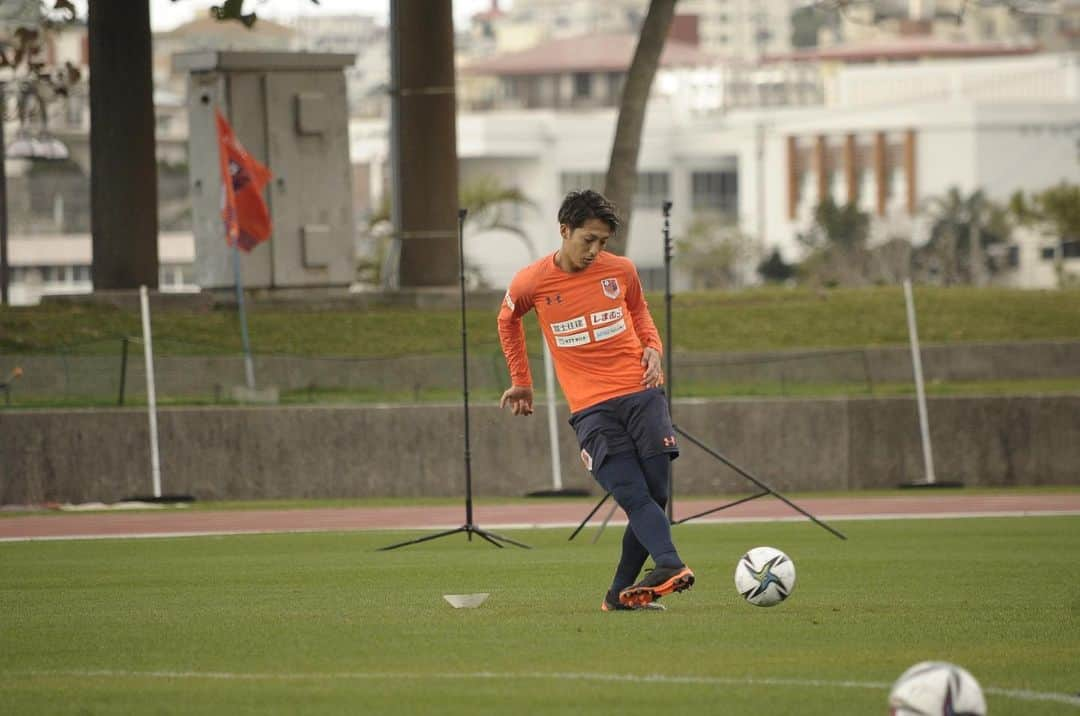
[497,273,536,414]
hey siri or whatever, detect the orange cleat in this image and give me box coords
[618,565,694,607]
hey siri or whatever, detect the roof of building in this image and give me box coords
[462,33,714,76]
[765,37,1039,64]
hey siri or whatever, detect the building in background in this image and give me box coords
[825,0,1080,51]
[463,0,647,56]
[6,1,1080,305]
[679,0,800,60]
[459,32,716,111]
[461,0,800,61]
[355,0,1080,291]
[354,45,1080,291]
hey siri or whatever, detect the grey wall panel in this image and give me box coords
[2,396,1078,504]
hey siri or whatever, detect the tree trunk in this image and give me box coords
[969,214,986,287]
[603,0,677,256]
[945,227,957,286]
[88,0,159,289]
[390,0,459,288]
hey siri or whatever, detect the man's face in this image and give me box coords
[559,218,611,272]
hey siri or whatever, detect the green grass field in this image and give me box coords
[4,286,1080,356]
[3,286,1079,408]
[2,516,1078,714]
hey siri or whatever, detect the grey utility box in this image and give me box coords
[174,51,356,290]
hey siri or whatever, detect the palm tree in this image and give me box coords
[923,188,1009,286]
[459,175,538,260]
[359,176,536,288]
[811,197,870,251]
[795,197,872,286]
[459,175,538,289]
[603,0,677,256]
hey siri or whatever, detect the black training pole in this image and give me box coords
[567,492,612,541]
[671,425,847,540]
[662,200,674,521]
[655,197,843,541]
[380,209,529,551]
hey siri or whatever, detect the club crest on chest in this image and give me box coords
[600,277,620,299]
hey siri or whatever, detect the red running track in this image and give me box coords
[1,493,1078,542]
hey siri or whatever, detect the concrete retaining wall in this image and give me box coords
[2,395,1077,504]
[675,340,1080,385]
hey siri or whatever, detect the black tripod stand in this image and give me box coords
[570,200,846,542]
[380,209,530,551]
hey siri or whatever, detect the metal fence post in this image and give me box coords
[118,336,130,405]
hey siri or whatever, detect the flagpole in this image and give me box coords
[216,108,263,393]
[232,242,256,391]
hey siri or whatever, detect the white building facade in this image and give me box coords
[352,52,1080,291]
[7,233,197,307]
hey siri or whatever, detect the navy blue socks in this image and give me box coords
[594,452,683,596]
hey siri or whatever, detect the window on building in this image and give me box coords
[886,143,905,200]
[1064,240,1080,259]
[573,72,592,99]
[606,72,624,101]
[1040,246,1056,261]
[161,264,197,289]
[559,171,671,209]
[560,171,606,196]
[855,144,872,194]
[888,168,904,201]
[692,169,738,213]
[634,172,670,208]
[829,146,844,198]
[1006,245,1020,268]
[74,265,91,282]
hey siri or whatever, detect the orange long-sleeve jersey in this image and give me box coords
[497,251,663,414]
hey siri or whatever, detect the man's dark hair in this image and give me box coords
[558,190,620,233]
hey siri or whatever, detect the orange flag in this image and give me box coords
[215,110,273,252]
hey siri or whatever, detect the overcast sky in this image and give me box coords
[67,1,509,31]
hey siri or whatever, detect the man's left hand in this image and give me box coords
[640,347,663,388]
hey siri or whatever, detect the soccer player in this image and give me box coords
[497,189,695,612]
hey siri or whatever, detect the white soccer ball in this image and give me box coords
[888,661,987,716]
[733,546,796,607]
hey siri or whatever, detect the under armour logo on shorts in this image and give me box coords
[580,448,593,471]
[663,435,677,448]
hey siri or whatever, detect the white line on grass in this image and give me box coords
[10,670,1080,707]
[2,510,1079,543]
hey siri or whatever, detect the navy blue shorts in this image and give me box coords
[568,387,679,474]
